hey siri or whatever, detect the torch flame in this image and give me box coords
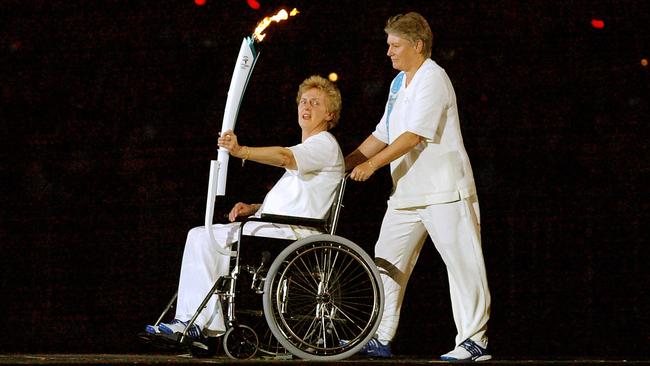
[252,8,299,42]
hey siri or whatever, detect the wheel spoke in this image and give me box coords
[264,235,384,360]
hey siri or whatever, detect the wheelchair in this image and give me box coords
[141,174,384,361]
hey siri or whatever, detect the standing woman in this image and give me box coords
[345,12,491,361]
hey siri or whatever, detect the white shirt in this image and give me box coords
[260,131,344,219]
[373,59,477,209]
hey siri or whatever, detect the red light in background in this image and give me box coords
[194,0,206,6]
[247,0,261,10]
[642,58,648,67]
[591,18,605,29]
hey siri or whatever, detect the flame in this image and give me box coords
[252,8,299,42]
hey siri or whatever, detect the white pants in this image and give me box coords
[175,221,319,337]
[374,196,490,347]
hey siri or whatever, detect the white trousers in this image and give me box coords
[175,221,318,337]
[374,196,490,347]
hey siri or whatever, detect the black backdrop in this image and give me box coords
[2,0,648,359]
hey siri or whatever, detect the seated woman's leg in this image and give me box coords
[172,224,239,337]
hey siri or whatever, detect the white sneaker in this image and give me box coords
[158,319,203,340]
[144,324,161,334]
[440,338,492,361]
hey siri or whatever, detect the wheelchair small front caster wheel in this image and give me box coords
[223,324,259,359]
[188,337,218,358]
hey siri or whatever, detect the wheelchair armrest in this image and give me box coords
[245,213,327,229]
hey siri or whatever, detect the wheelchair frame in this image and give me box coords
[144,173,384,361]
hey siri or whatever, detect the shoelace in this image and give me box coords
[166,319,202,339]
[178,321,202,339]
[362,338,385,354]
[459,339,486,357]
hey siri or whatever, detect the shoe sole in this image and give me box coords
[440,354,492,362]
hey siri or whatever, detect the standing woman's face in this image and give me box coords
[386,33,423,73]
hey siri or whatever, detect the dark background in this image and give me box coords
[1,0,648,359]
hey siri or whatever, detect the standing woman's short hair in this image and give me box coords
[384,12,433,58]
[296,75,342,130]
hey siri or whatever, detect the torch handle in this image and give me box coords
[215,149,230,196]
[205,160,237,257]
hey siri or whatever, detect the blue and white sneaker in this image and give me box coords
[158,319,203,340]
[344,337,392,358]
[144,324,161,334]
[440,338,492,362]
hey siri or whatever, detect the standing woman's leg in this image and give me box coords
[374,206,428,342]
[420,198,490,346]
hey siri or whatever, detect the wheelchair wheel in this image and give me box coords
[263,234,383,361]
[236,309,291,359]
[223,324,258,359]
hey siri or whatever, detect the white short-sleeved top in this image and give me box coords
[259,131,344,219]
[372,59,477,209]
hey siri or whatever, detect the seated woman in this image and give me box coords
[145,75,344,341]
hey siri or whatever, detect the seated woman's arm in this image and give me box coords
[218,129,297,170]
[235,145,296,170]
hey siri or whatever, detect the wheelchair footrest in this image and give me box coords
[139,331,212,355]
[138,332,184,350]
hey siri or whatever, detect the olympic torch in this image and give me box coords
[215,36,258,197]
[206,8,299,256]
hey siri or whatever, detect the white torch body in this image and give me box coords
[205,37,258,257]
[203,10,297,257]
[216,36,259,196]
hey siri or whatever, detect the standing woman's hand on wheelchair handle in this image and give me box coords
[350,160,377,182]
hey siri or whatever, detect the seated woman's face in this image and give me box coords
[297,88,332,131]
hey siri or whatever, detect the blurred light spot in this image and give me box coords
[247,0,261,10]
[591,19,605,29]
[11,40,21,51]
[328,72,339,82]
[641,58,648,67]
[194,0,206,6]
[441,48,457,61]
